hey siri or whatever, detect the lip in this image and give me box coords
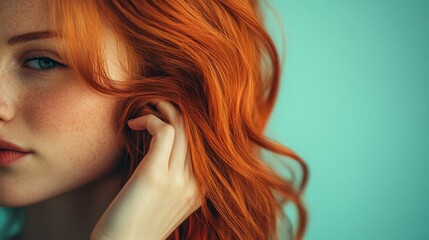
[0,138,32,167]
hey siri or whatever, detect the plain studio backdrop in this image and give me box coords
[265,0,429,239]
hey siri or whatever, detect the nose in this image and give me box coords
[0,67,16,122]
[0,95,14,122]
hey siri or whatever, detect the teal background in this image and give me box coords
[265,0,429,239]
[0,208,23,239]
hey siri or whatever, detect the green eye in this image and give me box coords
[24,57,60,70]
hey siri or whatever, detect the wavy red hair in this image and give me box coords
[47,0,309,239]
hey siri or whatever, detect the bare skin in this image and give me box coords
[17,170,123,240]
[0,0,201,239]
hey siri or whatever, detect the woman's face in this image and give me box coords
[0,0,127,206]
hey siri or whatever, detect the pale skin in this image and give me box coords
[0,0,200,239]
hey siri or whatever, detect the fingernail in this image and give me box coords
[127,119,136,125]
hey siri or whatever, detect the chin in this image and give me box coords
[0,196,40,208]
[0,187,51,208]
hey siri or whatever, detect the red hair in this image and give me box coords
[48,0,309,239]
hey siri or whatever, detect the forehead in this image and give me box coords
[0,0,50,36]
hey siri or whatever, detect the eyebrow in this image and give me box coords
[7,31,58,45]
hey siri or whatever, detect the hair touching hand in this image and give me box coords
[47,0,309,239]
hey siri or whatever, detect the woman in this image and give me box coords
[0,0,309,239]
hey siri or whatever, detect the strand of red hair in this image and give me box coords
[48,0,309,239]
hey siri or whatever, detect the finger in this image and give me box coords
[127,114,175,172]
[153,101,189,173]
[151,100,181,124]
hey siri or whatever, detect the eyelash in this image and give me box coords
[22,54,69,76]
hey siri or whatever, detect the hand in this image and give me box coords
[91,100,201,240]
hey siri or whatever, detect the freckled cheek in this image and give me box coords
[25,92,85,135]
[22,86,117,141]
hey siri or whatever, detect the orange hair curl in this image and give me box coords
[47,0,309,239]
